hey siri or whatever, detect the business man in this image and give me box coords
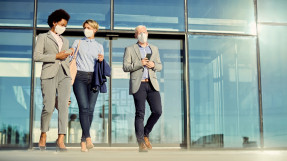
[123,25,162,152]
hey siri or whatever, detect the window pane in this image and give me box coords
[258,0,287,23]
[0,0,34,27]
[188,0,256,34]
[37,0,110,29]
[112,38,184,144]
[0,29,33,147]
[189,35,260,148]
[114,0,185,31]
[33,35,110,144]
[259,25,287,147]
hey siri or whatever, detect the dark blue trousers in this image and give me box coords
[73,71,99,142]
[133,82,162,144]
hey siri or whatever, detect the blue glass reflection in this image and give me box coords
[0,0,34,27]
[188,0,256,34]
[0,29,33,147]
[189,35,260,148]
[114,0,185,31]
[259,25,287,147]
[258,0,287,23]
[37,0,110,29]
[0,29,33,58]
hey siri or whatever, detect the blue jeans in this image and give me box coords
[73,71,99,142]
[133,82,162,144]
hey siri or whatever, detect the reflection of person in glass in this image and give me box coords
[71,19,104,152]
[123,25,162,152]
[33,9,72,152]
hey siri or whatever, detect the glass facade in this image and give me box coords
[37,0,110,29]
[258,0,287,148]
[1,0,287,149]
[188,0,256,34]
[258,0,287,23]
[259,25,287,148]
[0,29,33,147]
[0,0,34,27]
[114,0,185,31]
[189,35,259,148]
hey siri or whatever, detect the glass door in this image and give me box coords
[33,34,185,147]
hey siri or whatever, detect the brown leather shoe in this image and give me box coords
[144,137,152,150]
[138,142,148,152]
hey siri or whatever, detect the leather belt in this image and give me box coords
[141,79,149,82]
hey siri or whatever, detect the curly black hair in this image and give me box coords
[47,9,70,28]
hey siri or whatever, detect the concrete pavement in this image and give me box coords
[0,148,286,161]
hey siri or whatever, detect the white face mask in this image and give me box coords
[84,29,94,38]
[137,32,148,43]
[55,25,66,35]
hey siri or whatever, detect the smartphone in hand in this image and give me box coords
[65,49,73,55]
[146,53,152,60]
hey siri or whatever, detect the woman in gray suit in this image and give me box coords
[34,9,72,152]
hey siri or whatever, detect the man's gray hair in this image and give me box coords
[135,25,147,34]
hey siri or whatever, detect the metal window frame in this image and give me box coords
[28,0,38,150]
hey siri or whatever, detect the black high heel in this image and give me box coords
[56,139,67,152]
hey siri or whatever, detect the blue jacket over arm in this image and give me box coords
[94,59,111,93]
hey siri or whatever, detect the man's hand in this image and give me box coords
[98,54,104,62]
[56,51,70,60]
[146,61,155,69]
[141,58,149,66]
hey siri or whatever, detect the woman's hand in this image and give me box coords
[56,51,70,60]
[98,54,104,62]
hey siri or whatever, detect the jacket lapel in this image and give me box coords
[149,44,155,61]
[133,44,142,60]
[47,31,59,51]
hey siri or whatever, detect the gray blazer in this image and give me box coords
[34,31,70,79]
[123,43,162,95]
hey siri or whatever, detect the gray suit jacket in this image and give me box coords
[123,43,162,95]
[33,31,70,80]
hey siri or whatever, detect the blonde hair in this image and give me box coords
[83,19,99,30]
[135,25,146,34]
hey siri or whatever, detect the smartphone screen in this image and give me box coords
[146,53,152,60]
